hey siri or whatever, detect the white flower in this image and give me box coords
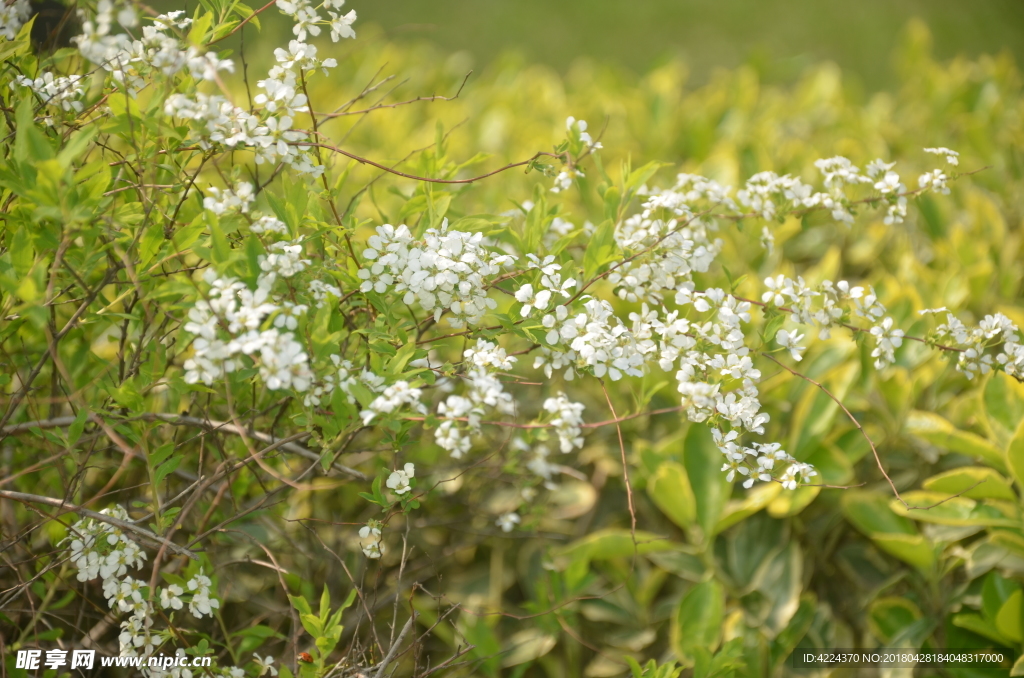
[870,317,905,369]
[514,284,552,317]
[775,329,806,362]
[543,393,586,452]
[160,584,184,610]
[358,220,511,327]
[918,169,950,195]
[866,159,896,179]
[328,8,357,41]
[360,381,426,424]
[721,458,750,483]
[358,525,385,558]
[496,512,521,532]
[386,463,415,495]
[251,216,289,234]
[253,654,278,677]
[924,147,959,166]
[551,171,573,193]
[873,171,901,195]
[187,570,220,618]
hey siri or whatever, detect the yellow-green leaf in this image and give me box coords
[995,590,1023,642]
[647,461,696,531]
[905,410,1005,471]
[671,580,723,667]
[716,482,781,533]
[556,529,674,562]
[871,534,936,574]
[1006,419,1024,490]
[890,492,1019,527]
[922,466,1016,501]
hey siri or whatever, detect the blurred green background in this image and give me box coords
[349,0,1024,90]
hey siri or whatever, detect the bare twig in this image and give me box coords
[0,491,199,560]
[373,612,417,678]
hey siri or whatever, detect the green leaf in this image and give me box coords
[647,462,697,531]
[995,590,1023,642]
[300,613,323,638]
[57,125,98,169]
[671,580,723,666]
[952,613,1013,646]
[869,597,922,644]
[555,529,674,562]
[870,534,937,574]
[602,185,621,221]
[905,410,1005,471]
[922,466,1016,501]
[339,588,356,612]
[289,594,313,617]
[499,628,557,668]
[187,10,214,45]
[582,219,618,280]
[763,313,786,343]
[624,656,644,678]
[149,442,176,468]
[319,585,330,622]
[10,225,34,278]
[0,22,30,61]
[984,373,1024,443]
[623,160,664,196]
[208,216,231,264]
[683,425,730,543]
[385,341,417,377]
[154,456,182,486]
[890,492,1019,527]
[983,571,1020,621]
[1006,419,1024,490]
[67,408,89,447]
[841,491,917,535]
[14,97,55,163]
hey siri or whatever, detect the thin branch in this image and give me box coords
[761,352,985,510]
[316,71,472,120]
[295,142,564,185]
[0,491,199,560]
[600,380,636,541]
[1,413,368,480]
[373,612,416,678]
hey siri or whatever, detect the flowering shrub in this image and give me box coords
[2,1,1024,676]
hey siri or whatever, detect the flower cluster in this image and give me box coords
[387,463,416,495]
[0,0,30,40]
[359,220,515,327]
[163,29,338,176]
[76,5,232,94]
[360,381,426,424]
[758,275,903,368]
[551,117,601,193]
[11,73,85,119]
[436,340,517,458]
[203,183,255,215]
[62,507,228,675]
[542,393,586,453]
[303,355,384,408]
[714,430,817,490]
[921,309,1023,379]
[277,0,356,42]
[535,298,648,381]
[359,523,385,559]
[608,183,722,304]
[182,268,314,392]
